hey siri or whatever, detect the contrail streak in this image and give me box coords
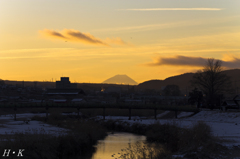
[121,8,223,11]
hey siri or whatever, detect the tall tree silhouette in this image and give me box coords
[191,58,231,109]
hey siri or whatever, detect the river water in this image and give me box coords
[91,132,146,159]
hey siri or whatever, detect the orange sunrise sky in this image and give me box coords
[1,0,240,84]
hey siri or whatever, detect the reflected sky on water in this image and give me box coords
[91,132,146,159]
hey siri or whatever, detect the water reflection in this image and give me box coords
[91,132,146,159]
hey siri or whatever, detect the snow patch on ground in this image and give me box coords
[0,113,68,136]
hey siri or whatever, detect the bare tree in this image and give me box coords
[191,58,231,109]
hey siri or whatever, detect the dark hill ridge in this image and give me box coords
[137,69,240,92]
[137,73,194,91]
[102,75,138,85]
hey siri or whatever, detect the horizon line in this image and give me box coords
[2,68,240,84]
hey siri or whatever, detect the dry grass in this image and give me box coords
[116,142,169,159]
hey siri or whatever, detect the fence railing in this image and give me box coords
[0,103,199,121]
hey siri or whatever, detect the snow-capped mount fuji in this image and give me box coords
[102,75,138,85]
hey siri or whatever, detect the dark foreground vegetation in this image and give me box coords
[0,112,230,159]
[0,112,107,159]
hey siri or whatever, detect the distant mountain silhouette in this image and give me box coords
[137,69,240,93]
[103,75,138,85]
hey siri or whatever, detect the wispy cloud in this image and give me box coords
[145,55,240,69]
[39,29,127,46]
[93,15,238,33]
[121,8,223,11]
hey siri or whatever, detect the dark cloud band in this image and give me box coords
[146,55,240,69]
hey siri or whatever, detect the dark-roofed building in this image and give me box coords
[222,100,237,107]
[222,95,240,110]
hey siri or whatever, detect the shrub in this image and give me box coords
[178,121,213,152]
[146,123,180,152]
[116,141,169,159]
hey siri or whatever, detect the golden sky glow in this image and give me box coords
[1,0,240,84]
